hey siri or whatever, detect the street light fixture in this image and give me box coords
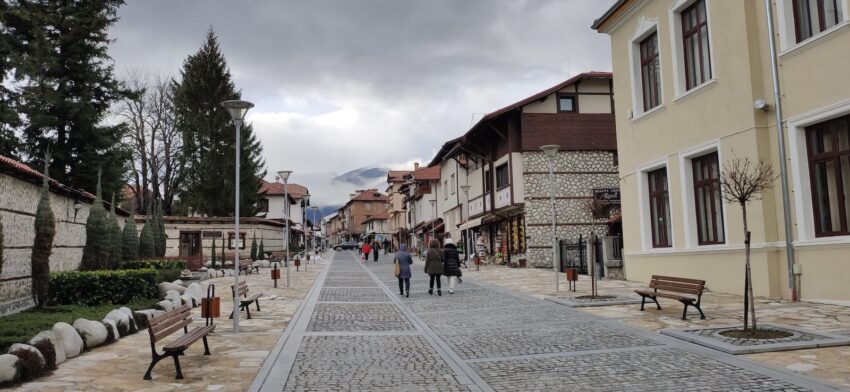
[302,193,310,253]
[311,206,319,252]
[277,170,292,288]
[221,99,254,333]
[540,144,560,293]
[429,199,437,240]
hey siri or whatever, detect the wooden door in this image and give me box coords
[179,231,203,270]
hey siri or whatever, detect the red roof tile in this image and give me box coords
[412,165,441,181]
[260,179,308,198]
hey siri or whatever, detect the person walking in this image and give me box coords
[442,236,462,294]
[362,241,371,262]
[424,238,443,296]
[383,239,391,255]
[395,243,414,297]
[372,240,379,262]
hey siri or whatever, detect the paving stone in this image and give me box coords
[318,287,389,302]
[308,303,414,332]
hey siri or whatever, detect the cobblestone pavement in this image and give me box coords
[252,252,843,391]
[464,264,850,389]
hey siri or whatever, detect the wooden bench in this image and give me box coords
[635,275,706,320]
[144,304,215,380]
[230,281,263,319]
[239,260,259,275]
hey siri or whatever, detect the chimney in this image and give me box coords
[349,193,356,199]
[414,162,420,170]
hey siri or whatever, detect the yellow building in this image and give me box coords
[593,0,850,302]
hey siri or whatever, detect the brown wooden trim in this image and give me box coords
[523,171,619,175]
[4,244,84,250]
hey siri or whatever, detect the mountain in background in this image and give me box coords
[332,166,389,187]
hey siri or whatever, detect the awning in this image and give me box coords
[458,217,482,231]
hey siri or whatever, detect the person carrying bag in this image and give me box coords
[394,244,413,298]
[424,239,444,296]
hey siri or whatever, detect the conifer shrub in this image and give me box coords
[122,215,139,262]
[31,155,56,306]
[211,237,217,268]
[80,172,110,270]
[138,220,155,258]
[250,233,258,261]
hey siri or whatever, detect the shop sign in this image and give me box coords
[593,188,621,204]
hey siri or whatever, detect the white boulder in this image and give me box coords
[186,283,203,305]
[72,318,108,349]
[101,319,119,343]
[52,322,83,359]
[172,279,185,286]
[9,343,45,370]
[157,282,185,297]
[105,309,133,337]
[29,330,65,365]
[134,309,164,329]
[165,290,182,307]
[119,307,138,333]
[156,300,174,312]
[180,293,195,307]
[0,354,18,384]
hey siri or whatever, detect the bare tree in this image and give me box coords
[117,71,184,215]
[720,155,777,333]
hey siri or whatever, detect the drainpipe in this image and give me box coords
[764,0,797,301]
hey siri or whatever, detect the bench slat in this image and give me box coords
[636,290,696,302]
[149,305,191,327]
[650,275,705,285]
[163,325,215,352]
[149,311,191,335]
[241,293,262,303]
[153,318,193,342]
[649,279,703,290]
[649,283,703,296]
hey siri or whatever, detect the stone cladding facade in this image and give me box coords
[522,151,620,269]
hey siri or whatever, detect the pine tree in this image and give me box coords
[122,215,138,262]
[107,193,122,269]
[258,238,265,260]
[149,200,163,258]
[154,200,166,257]
[173,28,265,217]
[80,171,110,270]
[31,153,56,306]
[0,2,21,158]
[210,237,217,268]
[8,0,131,197]
[250,233,258,261]
[138,219,155,258]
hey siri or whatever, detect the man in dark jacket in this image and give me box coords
[442,237,462,294]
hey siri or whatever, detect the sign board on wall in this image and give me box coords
[593,188,621,204]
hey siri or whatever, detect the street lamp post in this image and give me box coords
[311,206,319,253]
[541,144,560,293]
[277,170,292,288]
[302,193,310,269]
[429,199,436,240]
[460,185,471,265]
[221,99,254,333]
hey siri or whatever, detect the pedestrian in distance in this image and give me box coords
[424,238,444,296]
[395,243,414,297]
[442,235,462,294]
[383,239,391,255]
[372,240,379,262]
[362,241,371,262]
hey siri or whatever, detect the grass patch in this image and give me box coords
[0,297,158,352]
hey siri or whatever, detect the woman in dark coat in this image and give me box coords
[372,240,379,262]
[424,239,444,296]
[395,243,414,297]
[442,238,461,294]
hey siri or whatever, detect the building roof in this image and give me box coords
[259,179,308,198]
[591,0,634,31]
[428,136,464,167]
[351,189,390,202]
[387,170,411,183]
[410,165,441,181]
[0,155,130,216]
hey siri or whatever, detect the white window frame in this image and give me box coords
[788,98,850,244]
[678,140,727,248]
[637,158,675,251]
[668,0,717,99]
[777,0,850,55]
[629,16,665,120]
[451,173,456,195]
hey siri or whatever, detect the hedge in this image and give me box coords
[48,269,158,306]
[124,259,187,270]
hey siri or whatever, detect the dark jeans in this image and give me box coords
[398,278,410,294]
[429,274,442,290]
[373,251,378,261]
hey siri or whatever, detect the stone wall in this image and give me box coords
[0,173,99,315]
[522,151,619,268]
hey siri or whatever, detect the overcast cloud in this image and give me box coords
[108,0,614,207]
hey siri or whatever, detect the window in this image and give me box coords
[692,152,724,244]
[805,115,850,236]
[444,180,448,200]
[365,202,371,210]
[681,0,712,90]
[495,164,509,189]
[647,168,672,247]
[228,233,247,250]
[257,198,269,213]
[557,94,577,113]
[484,168,492,193]
[793,0,844,42]
[451,174,456,195]
[639,32,661,111]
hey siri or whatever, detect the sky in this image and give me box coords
[108,0,614,207]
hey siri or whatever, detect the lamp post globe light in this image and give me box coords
[540,144,560,293]
[277,170,292,288]
[221,99,254,333]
